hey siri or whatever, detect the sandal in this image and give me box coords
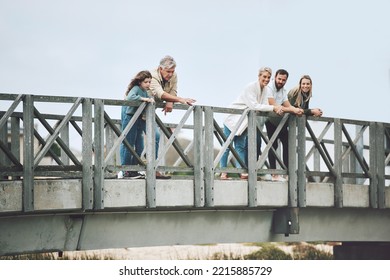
[220,173,231,180]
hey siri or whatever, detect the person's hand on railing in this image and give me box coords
[293,107,304,116]
[177,97,196,106]
[141,97,155,103]
[273,105,284,115]
[311,108,323,117]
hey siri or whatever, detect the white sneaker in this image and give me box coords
[272,175,287,182]
[117,171,124,179]
[259,174,272,181]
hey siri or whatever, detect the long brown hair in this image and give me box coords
[125,70,152,96]
[289,75,313,107]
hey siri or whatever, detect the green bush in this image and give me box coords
[244,245,293,260]
[292,244,333,260]
[209,252,243,260]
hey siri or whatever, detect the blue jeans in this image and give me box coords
[155,127,160,159]
[220,125,248,168]
[132,123,160,159]
[120,107,146,165]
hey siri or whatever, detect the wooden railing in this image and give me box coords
[1,93,389,211]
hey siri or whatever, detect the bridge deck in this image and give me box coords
[2,179,389,212]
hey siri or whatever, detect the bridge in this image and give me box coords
[1,93,390,259]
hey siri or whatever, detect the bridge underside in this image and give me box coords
[1,207,390,256]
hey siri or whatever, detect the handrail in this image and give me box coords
[0,93,389,212]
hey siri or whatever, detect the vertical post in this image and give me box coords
[93,99,105,210]
[296,116,306,207]
[203,106,214,207]
[349,128,357,184]
[313,149,320,183]
[0,120,7,167]
[193,106,204,207]
[355,125,364,185]
[376,122,385,208]
[288,115,298,207]
[23,95,34,212]
[247,110,257,207]
[342,145,351,184]
[0,119,8,180]
[105,122,115,166]
[369,122,378,208]
[145,102,156,208]
[334,118,343,208]
[60,122,70,165]
[82,98,93,210]
[11,117,21,180]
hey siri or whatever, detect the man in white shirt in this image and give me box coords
[266,69,303,181]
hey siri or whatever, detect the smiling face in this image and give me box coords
[274,73,288,90]
[300,78,312,93]
[160,67,175,81]
[140,78,151,91]
[258,71,271,88]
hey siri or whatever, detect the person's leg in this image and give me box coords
[121,113,133,166]
[256,127,262,161]
[133,118,146,165]
[220,126,232,179]
[120,107,126,165]
[255,116,267,160]
[235,132,248,180]
[234,132,247,169]
[280,125,289,169]
[121,114,142,178]
[124,118,146,179]
[265,121,278,169]
[220,125,232,169]
[155,125,160,159]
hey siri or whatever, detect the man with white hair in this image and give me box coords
[148,55,196,178]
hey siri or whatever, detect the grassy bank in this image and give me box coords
[1,242,334,260]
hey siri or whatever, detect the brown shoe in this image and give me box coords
[156,171,171,179]
[240,173,248,180]
[220,172,231,180]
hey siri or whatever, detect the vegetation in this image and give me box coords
[0,252,114,260]
[243,245,293,260]
[209,243,333,260]
[292,244,333,260]
[1,242,333,260]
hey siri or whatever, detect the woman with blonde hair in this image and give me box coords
[288,75,323,117]
[220,67,283,180]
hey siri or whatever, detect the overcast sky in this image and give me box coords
[1,0,389,124]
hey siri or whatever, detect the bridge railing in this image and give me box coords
[1,93,389,212]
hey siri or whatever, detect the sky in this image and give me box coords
[1,0,390,124]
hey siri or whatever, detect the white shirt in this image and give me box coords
[267,80,288,105]
[224,80,273,135]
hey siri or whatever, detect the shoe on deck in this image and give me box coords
[220,172,231,180]
[272,175,287,182]
[156,171,171,179]
[240,173,248,180]
[123,171,145,179]
[258,174,272,181]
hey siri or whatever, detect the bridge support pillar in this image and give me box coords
[334,242,390,260]
[272,207,299,236]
